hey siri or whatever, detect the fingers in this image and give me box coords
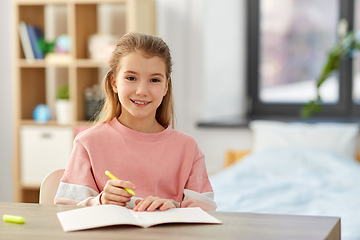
[106,180,134,196]
[134,196,175,212]
[159,201,174,211]
[101,180,135,205]
[133,197,152,211]
[101,190,131,205]
[110,179,136,191]
[101,198,127,207]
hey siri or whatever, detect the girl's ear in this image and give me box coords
[111,76,118,93]
[163,78,170,96]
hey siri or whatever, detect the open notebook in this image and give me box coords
[57,205,222,232]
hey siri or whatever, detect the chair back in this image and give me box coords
[39,169,65,204]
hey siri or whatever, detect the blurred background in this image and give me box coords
[1,0,359,202]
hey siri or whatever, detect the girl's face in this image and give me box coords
[111,51,169,124]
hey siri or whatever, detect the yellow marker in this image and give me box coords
[105,170,136,196]
[3,215,25,224]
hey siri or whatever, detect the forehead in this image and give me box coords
[117,51,166,75]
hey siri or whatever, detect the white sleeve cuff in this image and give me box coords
[183,189,216,205]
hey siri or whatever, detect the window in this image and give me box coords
[248,0,360,119]
[353,0,360,103]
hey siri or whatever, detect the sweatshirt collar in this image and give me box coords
[109,118,174,142]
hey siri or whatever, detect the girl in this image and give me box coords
[55,32,216,212]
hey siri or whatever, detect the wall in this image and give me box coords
[0,0,14,202]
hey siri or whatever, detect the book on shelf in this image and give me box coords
[18,21,34,60]
[26,24,44,59]
[57,205,222,232]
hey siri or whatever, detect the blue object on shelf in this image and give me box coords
[33,104,51,124]
[26,24,44,59]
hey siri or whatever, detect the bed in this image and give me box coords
[210,120,360,240]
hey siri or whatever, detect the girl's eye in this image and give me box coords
[127,76,136,81]
[150,78,160,83]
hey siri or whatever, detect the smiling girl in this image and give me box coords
[55,32,216,212]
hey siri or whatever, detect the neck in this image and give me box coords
[118,115,165,133]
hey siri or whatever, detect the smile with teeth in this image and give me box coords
[131,99,150,105]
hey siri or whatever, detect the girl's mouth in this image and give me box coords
[131,99,150,105]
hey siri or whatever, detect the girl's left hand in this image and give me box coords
[134,196,175,212]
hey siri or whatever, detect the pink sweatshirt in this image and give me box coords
[55,118,216,211]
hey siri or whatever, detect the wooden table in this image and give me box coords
[0,202,340,240]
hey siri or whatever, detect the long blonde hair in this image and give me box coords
[97,32,174,128]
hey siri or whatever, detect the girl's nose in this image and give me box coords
[135,81,148,96]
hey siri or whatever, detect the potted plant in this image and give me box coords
[55,84,72,125]
[302,20,360,118]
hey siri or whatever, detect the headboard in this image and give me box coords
[224,121,360,168]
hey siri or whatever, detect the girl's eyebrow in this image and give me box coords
[124,70,164,78]
[124,70,138,75]
[150,73,165,78]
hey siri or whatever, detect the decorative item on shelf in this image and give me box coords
[84,84,104,121]
[88,34,118,62]
[302,19,360,118]
[55,84,72,125]
[55,34,71,53]
[38,38,56,56]
[33,104,51,124]
[45,34,72,64]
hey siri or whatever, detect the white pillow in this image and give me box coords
[249,120,359,159]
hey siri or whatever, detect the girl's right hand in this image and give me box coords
[100,180,136,206]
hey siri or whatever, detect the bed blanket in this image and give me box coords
[210,147,360,240]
